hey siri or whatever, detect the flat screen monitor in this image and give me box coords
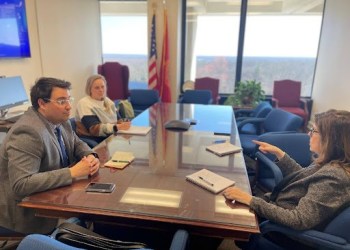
[0,76,29,119]
[0,0,31,58]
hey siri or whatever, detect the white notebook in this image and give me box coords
[206,142,242,156]
[117,126,151,135]
[186,169,235,194]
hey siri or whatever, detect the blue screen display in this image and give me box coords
[0,0,31,58]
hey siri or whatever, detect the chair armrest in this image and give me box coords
[235,109,253,117]
[260,221,347,247]
[236,116,252,122]
[255,152,283,184]
[169,229,189,250]
[271,97,279,108]
[237,117,265,133]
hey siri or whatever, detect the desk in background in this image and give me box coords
[19,103,259,241]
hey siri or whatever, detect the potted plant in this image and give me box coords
[224,80,265,108]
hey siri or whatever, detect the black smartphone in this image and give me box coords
[85,182,116,193]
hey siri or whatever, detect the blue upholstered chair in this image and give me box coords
[178,89,213,104]
[128,89,160,117]
[255,132,312,192]
[18,217,189,250]
[238,109,303,157]
[235,101,273,135]
[255,206,350,250]
[69,118,99,148]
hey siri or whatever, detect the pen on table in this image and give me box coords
[198,176,214,186]
[112,160,130,163]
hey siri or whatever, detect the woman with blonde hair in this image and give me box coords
[224,109,350,249]
[75,74,130,143]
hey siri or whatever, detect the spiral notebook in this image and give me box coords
[186,169,235,194]
[104,151,135,169]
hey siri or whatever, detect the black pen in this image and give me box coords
[112,160,129,163]
[198,176,214,186]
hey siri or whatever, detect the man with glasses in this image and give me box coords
[0,77,100,235]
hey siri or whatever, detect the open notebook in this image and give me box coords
[104,151,135,169]
[206,141,242,156]
[186,169,235,194]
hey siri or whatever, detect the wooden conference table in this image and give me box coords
[19,103,259,241]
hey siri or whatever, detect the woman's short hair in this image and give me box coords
[315,109,350,167]
[30,77,71,110]
[85,74,106,96]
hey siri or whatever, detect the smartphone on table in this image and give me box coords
[85,182,116,193]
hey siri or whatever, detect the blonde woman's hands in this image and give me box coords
[253,140,285,160]
[116,120,131,131]
[223,187,252,206]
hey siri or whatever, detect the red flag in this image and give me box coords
[159,10,171,102]
[148,14,158,90]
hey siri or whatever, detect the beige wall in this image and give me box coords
[1,0,350,118]
[311,0,350,115]
[0,0,102,114]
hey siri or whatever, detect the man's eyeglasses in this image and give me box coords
[44,97,74,106]
[308,127,319,136]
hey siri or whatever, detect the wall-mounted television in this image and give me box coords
[0,0,31,58]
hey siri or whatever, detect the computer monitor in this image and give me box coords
[0,76,29,121]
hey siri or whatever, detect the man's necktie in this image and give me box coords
[55,127,69,167]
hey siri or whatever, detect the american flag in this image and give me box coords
[148,14,158,90]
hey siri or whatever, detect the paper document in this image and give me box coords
[206,142,242,156]
[117,126,151,135]
[186,169,235,194]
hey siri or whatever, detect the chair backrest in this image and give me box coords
[323,206,350,242]
[180,90,213,104]
[17,234,82,250]
[129,89,160,107]
[98,62,129,101]
[264,109,303,133]
[252,101,273,118]
[273,79,301,107]
[194,77,220,104]
[258,132,312,167]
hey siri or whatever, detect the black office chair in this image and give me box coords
[178,90,213,104]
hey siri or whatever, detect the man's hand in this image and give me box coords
[69,155,100,178]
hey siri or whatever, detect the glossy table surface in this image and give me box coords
[20,103,259,240]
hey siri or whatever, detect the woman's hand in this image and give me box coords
[223,187,252,206]
[116,120,131,131]
[253,140,285,160]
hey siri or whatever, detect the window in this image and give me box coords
[183,0,324,97]
[100,1,148,89]
[184,2,241,94]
